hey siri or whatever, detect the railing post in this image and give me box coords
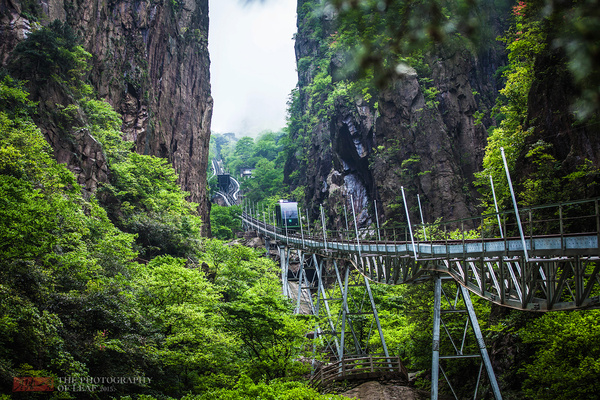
[490,175,504,238]
[418,193,427,241]
[344,201,349,234]
[500,147,529,262]
[374,200,382,242]
[431,275,442,400]
[594,199,600,252]
[320,205,328,251]
[481,214,485,260]
[299,209,306,248]
[529,208,533,255]
[350,194,362,257]
[462,220,465,260]
[401,186,418,259]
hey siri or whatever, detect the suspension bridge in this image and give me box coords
[214,161,600,399]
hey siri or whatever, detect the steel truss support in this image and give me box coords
[431,274,502,400]
[280,249,391,364]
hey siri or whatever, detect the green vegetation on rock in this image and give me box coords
[0,53,330,400]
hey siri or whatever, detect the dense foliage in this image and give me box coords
[279,1,600,399]
[0,26,343,400]
[3,1,600,399]
[213,131,288,203]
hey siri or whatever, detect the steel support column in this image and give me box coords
[431,274,503,400]
[280,246,288,297]
[460,285,503,399]
[431,275,442,400]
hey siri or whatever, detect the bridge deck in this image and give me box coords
[242,197,600,311]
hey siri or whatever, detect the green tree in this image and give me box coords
[518,310,600,399]
[227,136,256,176]
[242,159,284,203]
[0,80,143,393]
[101,152,202,259]
[219,272,311,381]
[8,19,91,91]
[210,204,242,240]
[134,255,237,394]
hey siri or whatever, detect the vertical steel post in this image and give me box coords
[374,200,381,241]
[490,175,504,238]
[263,207,267,237]
[500,147,529,262]
[299,209,306,248]
[401,186,418,259]
[417,194,427,241]
[344,201,350,232]
[280,246,288,297]
[431,275,442,400]
[320,205,328,250]
[594,199,600,252]
[350,194,362,257]
[460,285,503,400]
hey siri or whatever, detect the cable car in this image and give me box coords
[217,174,230,191]
[275,200,300,230]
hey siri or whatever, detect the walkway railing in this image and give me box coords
[242,197,600,311]
[309,355,408,390]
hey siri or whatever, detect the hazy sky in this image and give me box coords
[209,0,298,136]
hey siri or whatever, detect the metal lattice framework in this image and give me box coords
[277,247,391,362]
[247,198,600,312]
[242,197,600,399]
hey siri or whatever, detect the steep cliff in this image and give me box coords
[0,0,212,233]
[286,1,508,228]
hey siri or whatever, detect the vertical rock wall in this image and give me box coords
[287,1,507,228]
[0,0,212,234]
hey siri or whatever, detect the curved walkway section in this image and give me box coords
[242,197,600,311]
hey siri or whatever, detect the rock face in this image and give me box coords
[0,0,212,233]
[286,1,507,228]
[517,46,600,199]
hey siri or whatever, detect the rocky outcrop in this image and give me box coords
[287,1,507,229]
[372,68,479,224]
[0,0,212,233]
[517,46,600,200]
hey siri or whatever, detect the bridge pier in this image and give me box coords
[279,249,391,366]
[431,274,502,400]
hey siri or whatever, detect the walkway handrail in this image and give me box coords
[241,197,600,311]
[308,355,408,390]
